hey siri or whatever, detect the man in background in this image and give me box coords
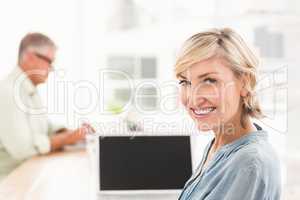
[0,33,94,181]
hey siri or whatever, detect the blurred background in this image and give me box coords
[0,0,299,199]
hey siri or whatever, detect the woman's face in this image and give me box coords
[179,57,244,132]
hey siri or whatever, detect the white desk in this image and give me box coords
[0,150,94,200]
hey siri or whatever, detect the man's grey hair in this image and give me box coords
[18,32,56,63]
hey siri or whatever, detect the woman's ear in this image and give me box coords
[240,74,250,97]
[241,87,248,97]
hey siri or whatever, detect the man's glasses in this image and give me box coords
[34,52,54,69]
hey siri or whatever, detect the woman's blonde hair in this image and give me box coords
[175,28,263,127]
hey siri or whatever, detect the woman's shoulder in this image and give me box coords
[223,131,282,195]
[228,131,281,177]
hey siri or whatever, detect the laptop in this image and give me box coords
[89,134,193,200]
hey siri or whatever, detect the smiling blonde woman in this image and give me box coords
[176,28,281,200]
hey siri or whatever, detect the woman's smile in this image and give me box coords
[190,107,217,118]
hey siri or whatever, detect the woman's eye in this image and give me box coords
[179,80,190,86]
[203,78,217,84]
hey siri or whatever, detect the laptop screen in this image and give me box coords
[99,136,192,191]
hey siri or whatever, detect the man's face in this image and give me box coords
[22,47,55,85]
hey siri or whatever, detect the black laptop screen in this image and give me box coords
[99,136,192,190]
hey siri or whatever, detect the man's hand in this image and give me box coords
[64,126,88,145]
[50,123,95,151]
[82,123,96,134]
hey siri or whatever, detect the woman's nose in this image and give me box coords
[185,87,206,108]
